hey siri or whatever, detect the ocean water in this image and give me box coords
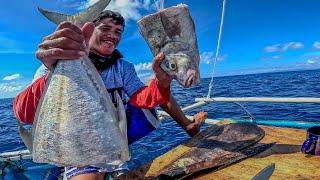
[1,69,320,170]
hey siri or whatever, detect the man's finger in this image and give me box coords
[152,52,165,68]
[39,37,85,51]
[36,48,84,61]
[44,28,85,44]
[81,22,95,48]
[152,52,168,77]
[56,21,82,35]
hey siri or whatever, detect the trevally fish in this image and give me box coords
[19,0,130,168]
[138,4,201,87]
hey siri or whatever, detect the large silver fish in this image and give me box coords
[22,0,130,168]
[138,4,201,87]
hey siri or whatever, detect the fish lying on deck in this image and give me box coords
[24,0,130,168]
[138,4,200,87]
[115,122,269,179]
[157,122,267,178]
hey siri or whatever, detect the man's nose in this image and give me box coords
[106,32,118,39]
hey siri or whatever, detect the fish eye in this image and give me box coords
[169,63,177,71]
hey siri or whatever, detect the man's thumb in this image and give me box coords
[81,22,95,48]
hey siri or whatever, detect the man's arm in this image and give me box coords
[129,78,170,109]
[126,53,172,109]
[160,95,207,137]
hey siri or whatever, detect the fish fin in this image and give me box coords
[38,0,111,25]
[115,91,130,160]
[16,119,33,151]
[115,91,127,139]
[38,7,69,25]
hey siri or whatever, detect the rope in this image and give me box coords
[207,0,227,98]
[154,0,165,11]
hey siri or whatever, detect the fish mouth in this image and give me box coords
[185,75,194,87]
[184,69,196,87]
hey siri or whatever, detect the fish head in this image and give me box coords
[160,41,200,87]
[161,53,200,87]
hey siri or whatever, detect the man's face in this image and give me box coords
[89,18,124,56]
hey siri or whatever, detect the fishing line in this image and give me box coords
[154,0,165,11]
[207,0,226,98]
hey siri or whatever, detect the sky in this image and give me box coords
[0,0,320,98]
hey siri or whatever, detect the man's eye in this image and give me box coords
[100,27,109,32]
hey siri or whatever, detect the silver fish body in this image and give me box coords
[138,4,200,87]
[33,59,130,167]
[30,0,130,168]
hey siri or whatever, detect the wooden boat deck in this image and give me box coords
[119,121,320,179]
[197,125,320,179]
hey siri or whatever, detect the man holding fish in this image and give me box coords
[13,9,206,180]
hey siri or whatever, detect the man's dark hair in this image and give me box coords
[93,10,125,27]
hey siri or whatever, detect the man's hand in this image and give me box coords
[35,21,95,70]
[152,52,172,89]
[185,111,208,137]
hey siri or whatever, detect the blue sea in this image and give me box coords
[1,69,320,171]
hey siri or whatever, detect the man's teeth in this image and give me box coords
[102,40,114,45]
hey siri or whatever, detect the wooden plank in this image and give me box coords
[195,126,320,179]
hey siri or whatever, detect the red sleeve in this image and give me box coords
[13,76,47,124]
[130,78,170,109]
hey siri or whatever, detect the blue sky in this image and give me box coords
[0,0,320,98]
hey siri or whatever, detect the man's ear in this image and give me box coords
[81,22,95,48]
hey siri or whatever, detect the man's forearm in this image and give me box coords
[160,95,191,130]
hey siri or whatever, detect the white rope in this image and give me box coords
[207,0,227,98]
[154,0,165,11]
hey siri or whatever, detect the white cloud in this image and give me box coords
[83,0,154,21]
[200,51,227,64]
[3,74,21,81]
[313,41,320,49]
[134,62,152,71]
[283,42,304,51]
[264,42,304,53]
[263,44,282,53]
[270,55,281,60]
[307,60,315,64]
[0,80,31,99]
[0,83,24,93]
[134,62,153,83]
[300,52,320,67]
[0,76,33,98]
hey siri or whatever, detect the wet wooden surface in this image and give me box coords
[118,121,320,179]
[196,125,320,180]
